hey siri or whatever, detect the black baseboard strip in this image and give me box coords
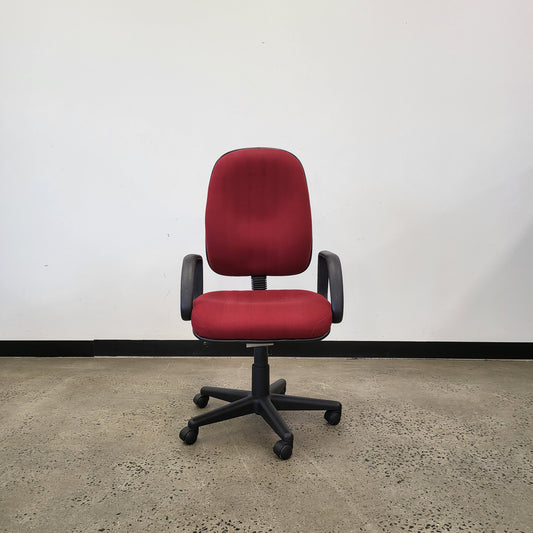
[0,340,531,358]
[0,341,94,357]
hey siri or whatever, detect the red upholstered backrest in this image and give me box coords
[205,148,313,276]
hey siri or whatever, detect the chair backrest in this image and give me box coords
[205,148,313,276]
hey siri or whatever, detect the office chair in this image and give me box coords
[179,148,343,459]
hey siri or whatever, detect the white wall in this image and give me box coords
[1,0,532,341]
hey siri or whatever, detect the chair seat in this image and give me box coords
[191,289,332,341]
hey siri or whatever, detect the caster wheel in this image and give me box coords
[324,410,341,425]
[193,393,209,408]
[179,426,198,445]
[270,379,286,395]
[273,440,293,460]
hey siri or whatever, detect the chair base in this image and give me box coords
[179,346,342,459]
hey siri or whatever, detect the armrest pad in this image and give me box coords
[317,250,344,323]
[180,254,203,320]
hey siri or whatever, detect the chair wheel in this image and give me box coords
[273,440,293,460]
[270,379,286,395]
[193,393,209,408]
[324,409,341,425]
[179,426,198,444]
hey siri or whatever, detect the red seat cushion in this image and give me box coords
[191,290,332,341]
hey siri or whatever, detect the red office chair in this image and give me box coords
[179,148,343,459]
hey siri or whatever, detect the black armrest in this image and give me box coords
[181,254,203,321]
[317,251,343,323]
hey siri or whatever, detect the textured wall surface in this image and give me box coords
[1,1,532,340]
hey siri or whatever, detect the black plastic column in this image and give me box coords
[251,346,270,398]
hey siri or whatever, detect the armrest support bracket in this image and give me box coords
[317,251,344,323]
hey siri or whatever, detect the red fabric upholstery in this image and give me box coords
[191,290,332,341]
[205,148,312,276]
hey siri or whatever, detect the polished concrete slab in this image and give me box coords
[0,357,531,532]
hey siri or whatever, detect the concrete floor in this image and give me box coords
[0,357,531,533]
